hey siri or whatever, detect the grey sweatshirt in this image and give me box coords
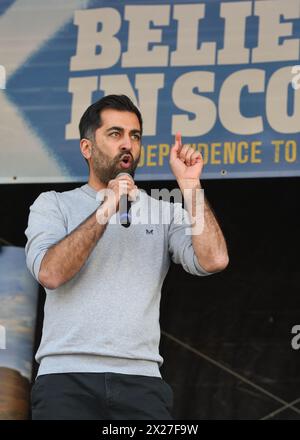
[25,184,211,378]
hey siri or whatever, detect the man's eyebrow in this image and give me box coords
[130,129,141,134]
[106,126,141,134]
[106,126,124,132]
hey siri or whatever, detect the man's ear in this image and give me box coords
[80,138,92,160]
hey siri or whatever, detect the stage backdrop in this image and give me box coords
[0,0,300,183]
[0,246,39,419]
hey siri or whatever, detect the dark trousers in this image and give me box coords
[31,372,174,420]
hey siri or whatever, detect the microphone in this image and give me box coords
[117,172,132,228]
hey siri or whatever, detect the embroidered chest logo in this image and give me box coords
[146,229,154,235]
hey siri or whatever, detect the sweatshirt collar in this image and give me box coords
[80,183,141,203]
[80,183,98,199]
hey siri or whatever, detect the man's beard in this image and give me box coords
[91,144,140,184]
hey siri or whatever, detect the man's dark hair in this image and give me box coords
[79,94,143,141]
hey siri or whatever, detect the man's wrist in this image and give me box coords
[95,199,116,225]
[177,178,202,192]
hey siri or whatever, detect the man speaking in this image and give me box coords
[25,94,229,420]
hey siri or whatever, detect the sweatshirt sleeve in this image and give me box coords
[168,202,213,277]
[24,191,67,282]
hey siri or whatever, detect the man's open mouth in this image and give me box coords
[120,154,132,168]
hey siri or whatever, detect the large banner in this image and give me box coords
[0,0,300,182]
